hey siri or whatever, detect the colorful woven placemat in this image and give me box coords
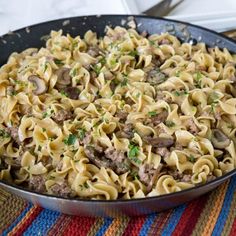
[0,175,236,236]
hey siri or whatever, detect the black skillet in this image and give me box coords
[0,15,236,217]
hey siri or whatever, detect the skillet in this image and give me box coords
[0,15,236,217]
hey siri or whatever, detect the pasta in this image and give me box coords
[0,25,236,200]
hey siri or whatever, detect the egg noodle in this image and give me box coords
[0,26,236,200]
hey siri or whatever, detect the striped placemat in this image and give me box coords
[0,175,236,236]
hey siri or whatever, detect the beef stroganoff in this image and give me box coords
[0,26,236,200]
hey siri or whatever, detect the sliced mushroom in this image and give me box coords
[55,67,71,89]
[28,75,47,95]
[211,129,230,149]
[61,87,80,100]
[143,136,174,148]
[146,69,166,85]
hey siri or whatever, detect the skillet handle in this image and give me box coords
[221,29,236,41]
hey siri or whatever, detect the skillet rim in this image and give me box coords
[0,14,236,203]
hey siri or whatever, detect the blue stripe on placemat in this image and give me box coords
[95,217,113,236]
[160,204,186,236]
[139,213,157,236]
[212,176,236,236]
[23,209,60,236]
[2,203,33,236]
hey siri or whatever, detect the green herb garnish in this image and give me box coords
[78,128,86,140]
[128,144,141,164]
[42,128,46,132]
[54,59,64,65]
[92,64,102,75]
[129,50,138,57]
[63,134,77,146]
[70,68,77,77]
[173,90,189,97]
[0,129,10,138]
[99,57,106,66]
[188,155,195,163]
[43,63,48,72]
[148,111,157,117]
[176,71,181,77]
[194,71,203,88]
[60,90,68,97]
[165,121,175,127]
[121,77,128,87]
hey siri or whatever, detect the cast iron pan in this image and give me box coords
[0,15,236,217]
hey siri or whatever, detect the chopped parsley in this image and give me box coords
[110,59,117,66]
[130,171,140,180]
[99,57,106,66]
[10,90,17,96]
[60,90,69,97]
[42,128,46,132]
[93,64,102,75]
[43,63,48,72]
[165,121,175,127]
[173,90,189,96]
[208,92,219,105]
[149,40,155,46]
[63,134,77,146]
[42,108,54,118]
[70,68,77,77]
[0,129,10,138]
[148,111,157,117]
[194,71,203,88]
[54,59,64,65]
[78,128,86,140]
[128,50,138,57]
[79,182,89,190]
[175,71,181,77]
[188,155,195,163]
[121,77,128,87]
[128,144,141,165]
[38,145,42,151]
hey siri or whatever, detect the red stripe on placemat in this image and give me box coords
[122,216,147,236]
[171,195,208,236]
[229,218,236,236]
[148,210,173,235]
[47,215,72,236]
[8,206,42,236]
[62,216,96,236]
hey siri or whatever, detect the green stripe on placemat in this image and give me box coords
[0,176,236,236]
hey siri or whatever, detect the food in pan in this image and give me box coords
[0,26,236,200]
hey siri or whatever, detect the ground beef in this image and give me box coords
[138,163,163,192]
[29,175,46,193]
[117,123,134,139]
[159,39,171,45]
[150,110,168,126]
[84,145,130,174]
[87,46,100,57]
[52,110,73,124]
[61,87,80,100]
[181,174,192,182]
[143,136,174,148]
[6,126,20,145]
[116,111,128,122]
[104,147,125,163]
[155,147,170,158]
[186,118,199,135]
[50,182,75,198]
[207,174,216,182]
[146,69,166,85]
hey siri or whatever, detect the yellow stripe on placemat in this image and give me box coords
[192,181,229,236]
[104,217,130,236]
[0,190,27,232]
[0,188,11,205]
[87,218,104,236]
